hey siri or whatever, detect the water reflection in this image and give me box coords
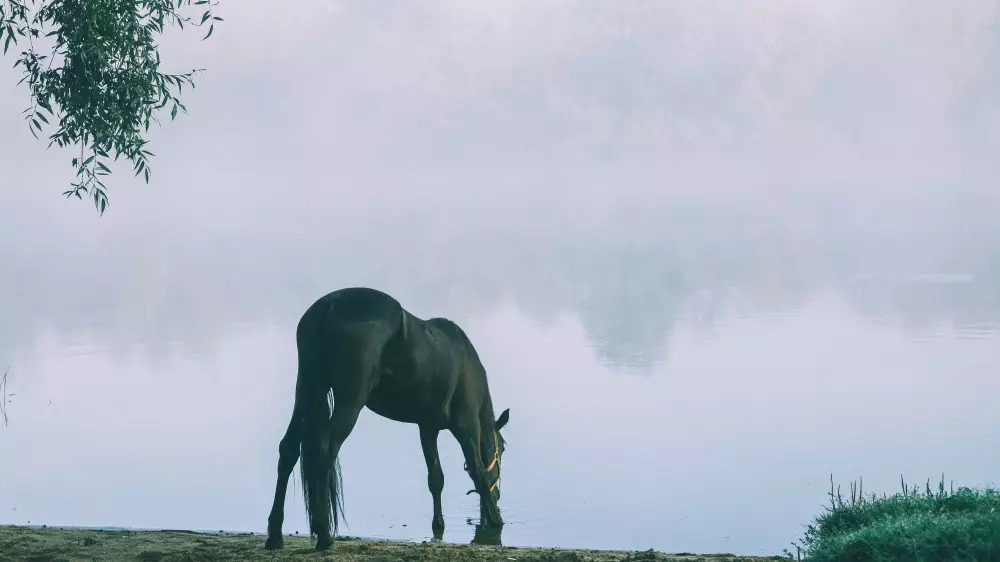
[469,522,503,546]
[843,273,1000,338]
[2,236,1000,556]
[4,194,999,371]
[25,293,1000,554]
[3,184,1000,555]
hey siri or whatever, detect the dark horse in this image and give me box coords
[264,287,510,551]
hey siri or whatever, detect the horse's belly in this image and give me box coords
[366,382,449,427]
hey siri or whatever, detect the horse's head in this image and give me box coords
[487,408,510,503]
[467,407,510,506]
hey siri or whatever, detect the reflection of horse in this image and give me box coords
[470,519,504,546]
[264,287,510,551]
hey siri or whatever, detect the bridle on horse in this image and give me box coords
[465,430,502,495]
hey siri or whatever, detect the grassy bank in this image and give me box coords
[0,526,784,562]
[787,476,1000,562]
[7,476,996,561]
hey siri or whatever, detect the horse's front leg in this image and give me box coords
[452,425,503,529]
[419,425,446,539]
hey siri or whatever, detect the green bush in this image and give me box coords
[788,476,1000,562]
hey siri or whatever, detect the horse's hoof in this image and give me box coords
[264,535,284,550]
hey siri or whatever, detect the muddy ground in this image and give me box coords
[0,526,785,562]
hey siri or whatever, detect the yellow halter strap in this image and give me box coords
[486,430,501,492]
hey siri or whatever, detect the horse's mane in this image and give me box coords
[427,317,506,446]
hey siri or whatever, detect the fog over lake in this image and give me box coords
[2,0,999,555]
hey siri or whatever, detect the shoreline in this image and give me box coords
[0,525,785,561]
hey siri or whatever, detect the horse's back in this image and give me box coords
[322,287,402,320]
[296,288,408,397]
[299,287,404,330]
[426,318,482,363]
[297,287,405,361]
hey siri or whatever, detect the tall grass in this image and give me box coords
[787,475,1000,562]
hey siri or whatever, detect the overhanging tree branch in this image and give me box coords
[1,0,221,214]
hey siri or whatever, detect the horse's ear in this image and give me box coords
[495,408,510,431]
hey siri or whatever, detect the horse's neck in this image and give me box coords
[418,317,455,346]
[478,391,496,431]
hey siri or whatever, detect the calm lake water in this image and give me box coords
[3,2,1000,555]
[2,183,999,556]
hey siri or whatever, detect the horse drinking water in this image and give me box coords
[264,287,510,551]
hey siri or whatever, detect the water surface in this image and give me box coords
[2,192,998,556]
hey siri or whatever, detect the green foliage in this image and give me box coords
[787,475,1000,562]
[0,0,221,214]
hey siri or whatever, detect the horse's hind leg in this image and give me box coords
[313,402,364,550]
[419,425,446,539]
[265,411,303,549]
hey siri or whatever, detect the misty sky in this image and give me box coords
[2,0,999,212]
[182,0,1000,169]
[2,0,1000,364]
[6,1,1000,190]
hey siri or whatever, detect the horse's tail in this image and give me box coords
[330,455,345,535]
[298,383,345,539]
[296,291,405,541]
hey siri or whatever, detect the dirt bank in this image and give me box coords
[0,525,784,562]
